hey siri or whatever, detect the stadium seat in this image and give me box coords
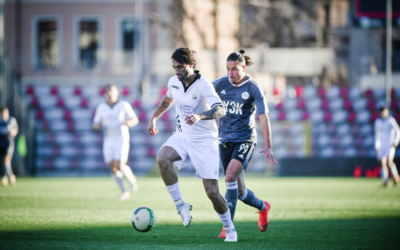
[326,85,340,99]
[369,112,380,122]
[323,111,332,122]
[375,99,386,110]
[302,112,309,120]
[342,147,357,157]
[336,123,351,136]
[83,146,102,157]
[297,99,306,109]
[26,85,35,95]
[54,132,75,144]
[339,136,354,147]
[39,96,58,108]
[122,87,130,96]
[80,99,89,108]
[342,99,352,110]
[295,85,303,98]
[278,111,286,120]
[147,147,155,157]
[71,109,92,121]
[366,100,376,111]
[286,110,303,121]
[356,110,370,123]
[31,98,40,108]
[305,97,322,111]
[309,110,324,123]
[99,87,105,96]
[48,121,68,131]
[50,86,59,95]
[63,110,72,120]
[348,86,361,99]
[329,98,343,111]
[373,88,385,100]
[390,100,399,111]
[364,89,373,99]
[64,96,82,109]
[283,98,298,110]
[362,136,374,148]
[44,108,65,120]
[317,134,331,147]
[347,112,356,123]
[352,98,367,111]
[58,86,74,97]
[80,132,101,145]
[319,147,335,158]
[74,121,92,131]
[317,87,326,98]
[332,110,348,123]
[303,84,317,99]
[133,99,141,109]
[74,86,82,96]
[359,124,373,135]
[56,98,65,108]
[339,86,349,98]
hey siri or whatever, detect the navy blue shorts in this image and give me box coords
[219,141,256,175]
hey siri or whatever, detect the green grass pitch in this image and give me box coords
[1,177,400,249]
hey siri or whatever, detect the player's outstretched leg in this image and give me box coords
[121,165,138,192]
[157,146,192,227]
[389,163,399,186]
[4,160,15,186]
[239,188,270,232]
[380,157,390,187]
[203,179,237,242]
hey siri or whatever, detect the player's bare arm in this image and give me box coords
[124,115,139,128]
[185,105,226,125]
[10,127,18,138]
[148,96,174,135]
[259,113,277,164]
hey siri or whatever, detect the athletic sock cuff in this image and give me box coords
[238,188,248,201]
[166,182,179,192]
[225,182,238,190]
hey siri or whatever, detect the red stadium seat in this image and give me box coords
[56,98,65,108]
[342,99,352,110]
[295,86,303,98]
[161,86,168,96]
[63,110,72,120]
[67,121,75,131]
[133,99,141,109]
[273,88,280,96]
[390,100,399,111]
[364,89,373,99]
[139,111,146,120]
[74,87,82,96]
[395,112,400,123]
[35,109,44,120]
[301,112,309,120]
[366,100,376,110]
[323,111,332,122]
[31,98,40,108]
[161,112,169,121]
[317,87,326,98]
[340,87,349,98]
[297,99,305,109]
[50,86,59,95]
[275,102,283,110]
[99,87,105,96]
[370,112,380,122]
[122,87,130,96]
[321,99,330,110]
[147,147,155,157]
[166,121,174,132]
[278,111,285,121]
[347,112,356,123]
[80,99,89,108]
[26,85,35,95]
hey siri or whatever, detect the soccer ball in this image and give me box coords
[131,207,157,232]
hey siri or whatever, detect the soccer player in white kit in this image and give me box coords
[148,48,237,242]
[374,107,400,187]
[93,85,139,200]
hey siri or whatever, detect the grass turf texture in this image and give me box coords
[1,177,400,249]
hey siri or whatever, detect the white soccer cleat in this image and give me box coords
[119,191,131,201]
[224,227,237,242]
[178,202,192,227]
[1,176,8,187]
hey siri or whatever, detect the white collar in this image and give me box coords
[228,75,252,87]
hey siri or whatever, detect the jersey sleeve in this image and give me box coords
[374,119,381,150]
[124,102,137,120]
[93,105,102,124]
[166,90,173,99]
[252,84,269,115]
[390,117,400,146]
[202,81,223,108]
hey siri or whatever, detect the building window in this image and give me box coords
[33,16,61,70]
[121,18,138,66]
[78,19,99,69]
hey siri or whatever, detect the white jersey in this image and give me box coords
[93,100,136,144]
[166,71,222,141]
[374,116,400,150]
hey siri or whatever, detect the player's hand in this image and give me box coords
[185,114,201,125]
[148,119,158,135]
[260,148,277,165]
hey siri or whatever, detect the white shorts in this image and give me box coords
[103,141,129,164]
[161,133,219,180]
[376,145,396,160]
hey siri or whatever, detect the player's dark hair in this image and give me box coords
[171,47,197,69]
[379,106,388,112]
[0,106,8,113]
[104,84,117,90]
[227,49,253,67]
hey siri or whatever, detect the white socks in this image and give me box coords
[217,210,234,230]
[381,167,389,183]
[121,165,138,191]
[5,162,13,177]
[112,171,125,193]
[390,164,399,178]
[166,182,184,210]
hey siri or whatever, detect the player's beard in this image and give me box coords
[178,70,190,82]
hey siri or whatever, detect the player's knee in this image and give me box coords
[156,155,170,169]
[388,160,394,167]
[206,188,219,201]
[225,173,237,183]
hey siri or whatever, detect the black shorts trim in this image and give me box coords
[219,141,256,175]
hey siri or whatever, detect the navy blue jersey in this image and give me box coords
[212,75,269,143]
[0,117,18,148]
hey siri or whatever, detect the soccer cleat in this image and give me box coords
[394,176,399,186]
[178,202,192,227]
[218,227,226,238]
[258,201,271,232]
[224,227,237,242]
[130,183,138,193]
[1,176,8,187]
[119,191,131,201]
[9,175,16,186]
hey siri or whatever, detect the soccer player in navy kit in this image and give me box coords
[213,50,277,238]
[0,107,18,187]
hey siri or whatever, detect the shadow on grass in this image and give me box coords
[1,218,400,250]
